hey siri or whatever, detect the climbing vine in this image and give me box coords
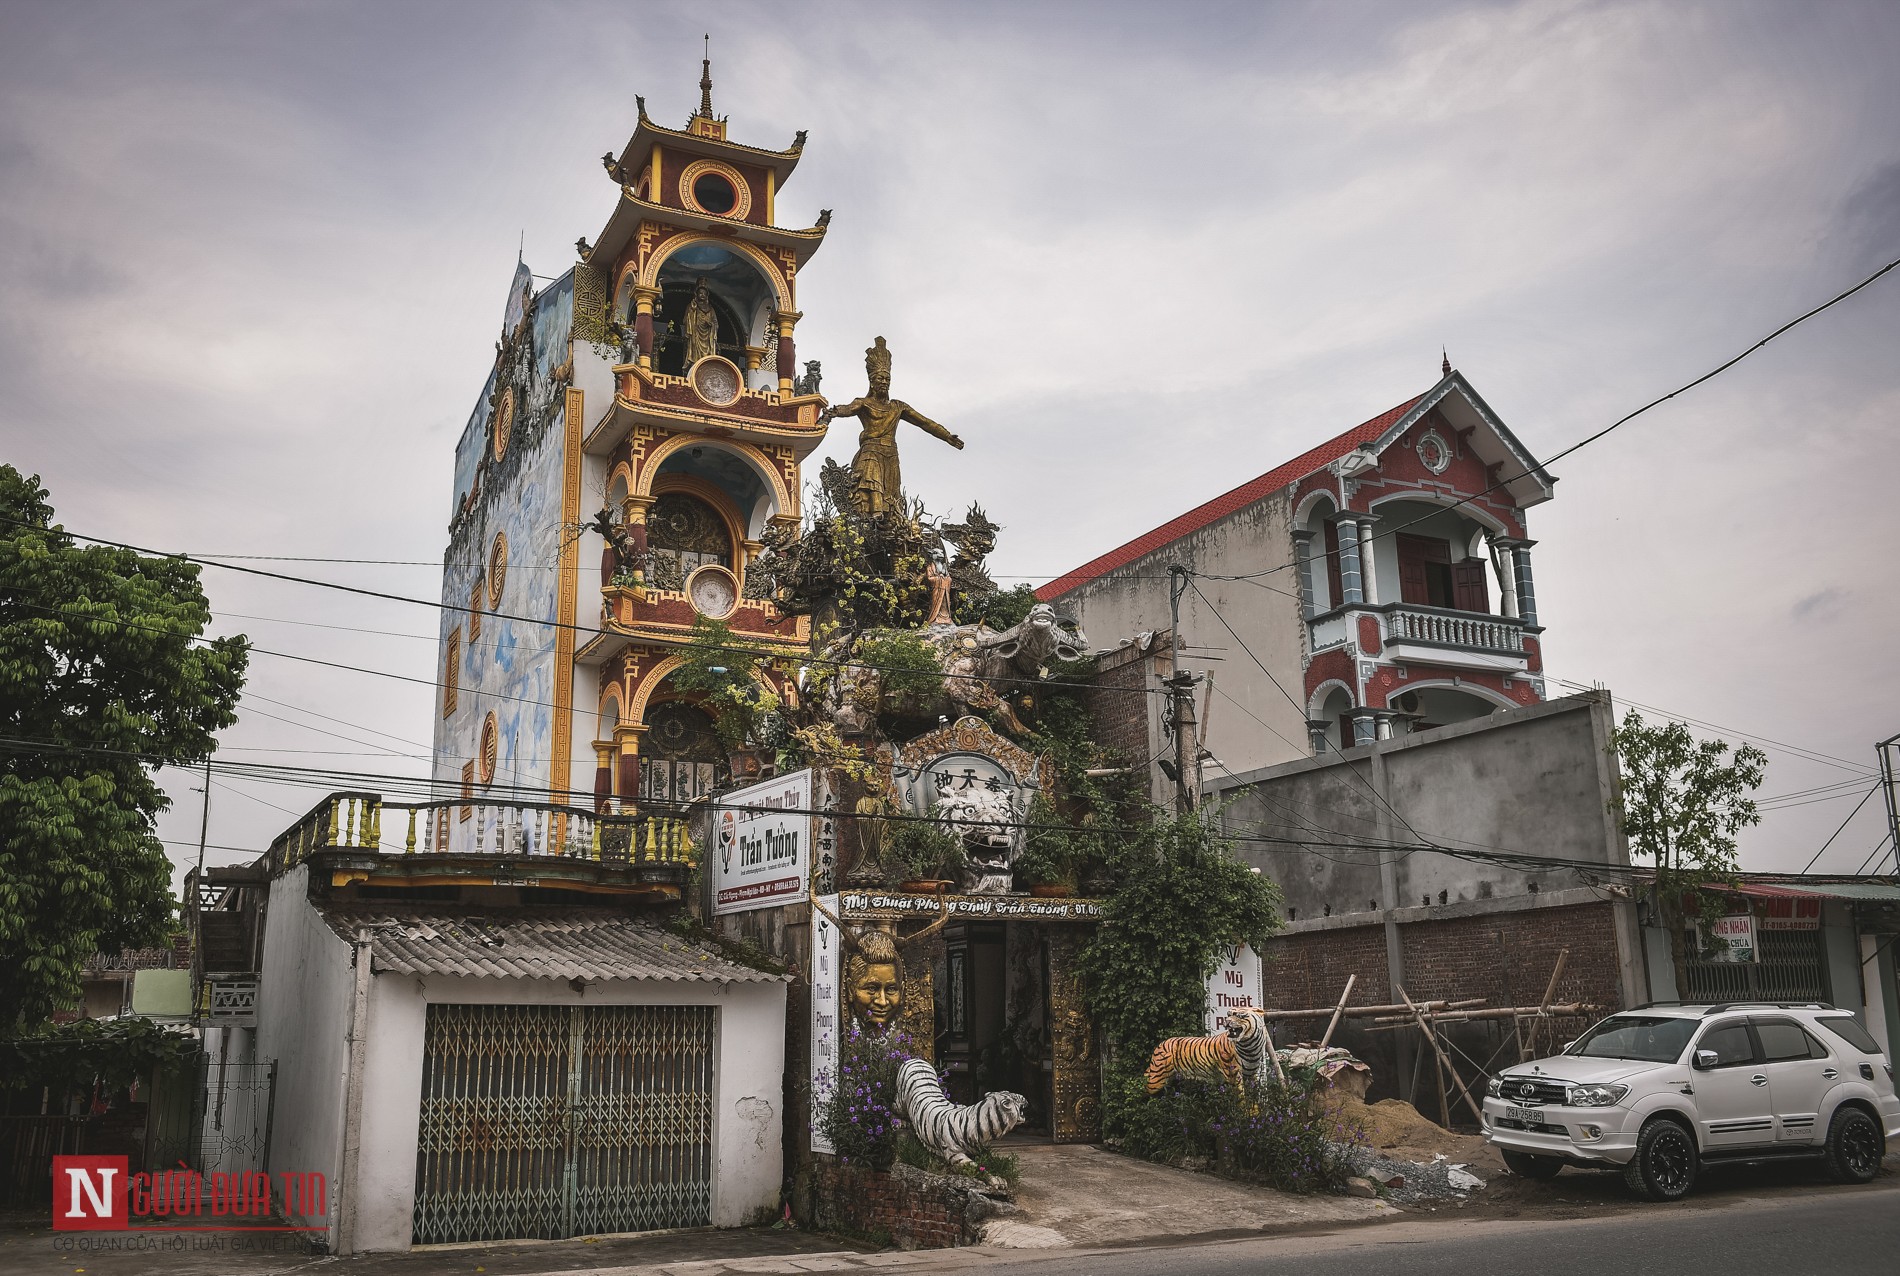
[1080,811,1284,1105]
[670,616,787,750]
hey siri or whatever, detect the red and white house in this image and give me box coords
[1040,365,1556,769]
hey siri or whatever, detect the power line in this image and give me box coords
[1191,251,1900,588]
[1544,676,1875,777]
[1851,832,1894,878]
[0,730,1636,876]
[1795,785,1882,874]
[1184,578,1436,848]
[240,690,434,751]
[0,525,1176,703]
[1756,775,1882,803]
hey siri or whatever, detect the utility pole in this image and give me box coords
[1880,732,1900,875]
[191,758,211,1015]
[1166,566,1202,815]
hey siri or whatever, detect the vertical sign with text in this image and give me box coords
[1204,943,1264,1031]
[809,893,841,1155]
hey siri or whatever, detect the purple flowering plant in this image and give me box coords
[817,1018,920,1170]
[1109,1071,1364,1195]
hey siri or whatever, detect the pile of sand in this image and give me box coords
[1327,1093,1482,1159]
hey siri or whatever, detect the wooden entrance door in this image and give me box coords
[1046,929,1101,1143]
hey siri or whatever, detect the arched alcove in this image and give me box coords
[650,241,779,381]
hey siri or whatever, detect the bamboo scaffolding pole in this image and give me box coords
[1262,997,1484,1021]
[1315,974,1357,1052]
[1520,948,1570,1062]
[1362,1002,1601,1031]
[1259,1015,1288,1085]
[1399,987,1485,1125]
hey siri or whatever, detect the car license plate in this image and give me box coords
[1505,1106,1542,1126]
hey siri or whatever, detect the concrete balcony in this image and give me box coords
[1380,602,1530,672]
[266,792,696,901]
[1309,603,1533,672]
[1384,603,1525,653]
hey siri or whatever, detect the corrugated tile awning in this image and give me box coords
[1730,880,1900,902]
[320,908,788,983]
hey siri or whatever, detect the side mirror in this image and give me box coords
[1693,1049,1718,1071]
[1561,1039,1580,1054]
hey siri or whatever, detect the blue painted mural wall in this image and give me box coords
[431,263,576,839]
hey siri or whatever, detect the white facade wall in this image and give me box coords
[252,867,356,1236]
[347,970,788,1252]
[1055,489,1311,782]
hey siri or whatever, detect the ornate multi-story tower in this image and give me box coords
[433,58,830,829]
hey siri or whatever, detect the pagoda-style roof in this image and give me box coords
[609,102,805,186]
[583,187,829,275]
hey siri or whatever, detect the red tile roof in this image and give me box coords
[1037,394,1425,600]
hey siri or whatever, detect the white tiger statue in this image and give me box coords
[894,1057,1027,1183]
[1224,1008,1271,1087]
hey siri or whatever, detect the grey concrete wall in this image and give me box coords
[1207,692,1644,1011]
[1052,489,1312,782]
[1209,692,1627,919]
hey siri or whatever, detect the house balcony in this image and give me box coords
[1312,602,1532,673]
[265,792,696,901]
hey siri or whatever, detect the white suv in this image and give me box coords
[1482,1002,1899,1200]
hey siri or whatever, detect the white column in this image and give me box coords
[1490,540,1518,619]
[1357,517,1379,605]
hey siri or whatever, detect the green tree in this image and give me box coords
[1081,809,1283,1078]
[1610,710,1767,979]
[0,467,247,1030]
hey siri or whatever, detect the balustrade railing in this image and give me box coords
[268,793,694,873]
[1383,605,1525,653]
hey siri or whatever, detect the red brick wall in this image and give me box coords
[1085,644,1159,767]
[1260,925,1391,1015]
[809,1161,983,1249]
[1396,903,1622,1013]
[1259,902,1625,1119]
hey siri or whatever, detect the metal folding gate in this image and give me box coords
[1683,929,1828,1003]
[412,1004,715,1244]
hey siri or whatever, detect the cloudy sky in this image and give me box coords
[2,0,1896,879]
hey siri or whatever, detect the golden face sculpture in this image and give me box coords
[846,930,904,1029]
[850,961,902,1027]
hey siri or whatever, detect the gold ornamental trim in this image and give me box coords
[894,716,1045,790]
[550,387,585,806]
[491,386,515,461]
[487,532,508,608]
[676,157,753,220]
[479,712,499,786]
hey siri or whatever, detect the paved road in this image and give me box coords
[991,1178,1900,1276]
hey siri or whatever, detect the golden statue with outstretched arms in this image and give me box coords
[822,337,963,516]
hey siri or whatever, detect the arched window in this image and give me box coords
[646,491,732,592]
[640,700,725,803]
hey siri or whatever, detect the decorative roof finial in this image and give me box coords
[698,33,714,118]
[1441,347,1452,377]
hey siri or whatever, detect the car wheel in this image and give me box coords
[1822,1106,1884,1184]
[1623,1118,1698,1201]
[1501,1150,1563,1181]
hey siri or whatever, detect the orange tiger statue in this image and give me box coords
[1145,1016,1245,1093]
